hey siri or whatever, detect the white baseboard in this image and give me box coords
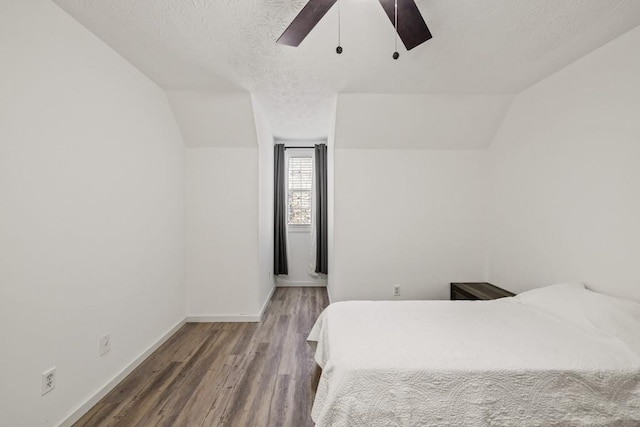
[187,314,261,322]
[59,318,186,427]
[276,280,327,287]
[257,285,276,320]
[186,285,277,323]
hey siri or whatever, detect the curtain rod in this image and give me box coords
[283,145,321,149]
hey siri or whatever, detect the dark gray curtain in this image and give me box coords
[315,144,328,274]
[274,144,288,275]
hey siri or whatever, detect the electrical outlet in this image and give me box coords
[393,285,401,297]
[100,334,111,356]
[42,367,55,396]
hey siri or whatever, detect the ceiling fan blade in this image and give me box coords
[277,0,338,47]
[378,0,432,50]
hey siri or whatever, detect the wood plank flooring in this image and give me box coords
[74,287,329,427]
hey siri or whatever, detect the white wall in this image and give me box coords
[488,25,640,302]
[185,148,260,318]
[0,2,186,425]
[179,92,273,319]
[332,149,488,301]
[276,229,327,286]
[326,97,337,302]
[167,91,258,148]
[335,94,514,149]
[253,99,276,307]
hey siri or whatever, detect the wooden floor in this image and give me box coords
[75,287,329,427]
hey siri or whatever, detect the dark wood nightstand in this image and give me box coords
[450,282,515,301]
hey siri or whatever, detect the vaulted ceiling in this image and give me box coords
[53,0,640,142]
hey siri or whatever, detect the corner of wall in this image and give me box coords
[484,94,518,151]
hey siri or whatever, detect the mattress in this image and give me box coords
[307,284,640,426]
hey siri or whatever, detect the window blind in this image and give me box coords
[288,157,313,190]
[288,157,313,225]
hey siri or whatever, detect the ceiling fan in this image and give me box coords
[276,0,432,56]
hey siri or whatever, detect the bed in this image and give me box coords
[307,283,640,426]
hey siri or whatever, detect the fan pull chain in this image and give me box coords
[393,0,399,59]
[336,0,343,54]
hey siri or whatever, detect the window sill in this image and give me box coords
[288,225,312,233]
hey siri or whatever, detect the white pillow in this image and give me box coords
[516,283,640,353]
[515,282,586,305]
[515,283,589,329]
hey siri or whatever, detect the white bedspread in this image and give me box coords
[307,297,640,426]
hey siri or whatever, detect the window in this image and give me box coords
[288,156,313,225]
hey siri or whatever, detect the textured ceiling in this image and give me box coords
[53,0,640,141]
